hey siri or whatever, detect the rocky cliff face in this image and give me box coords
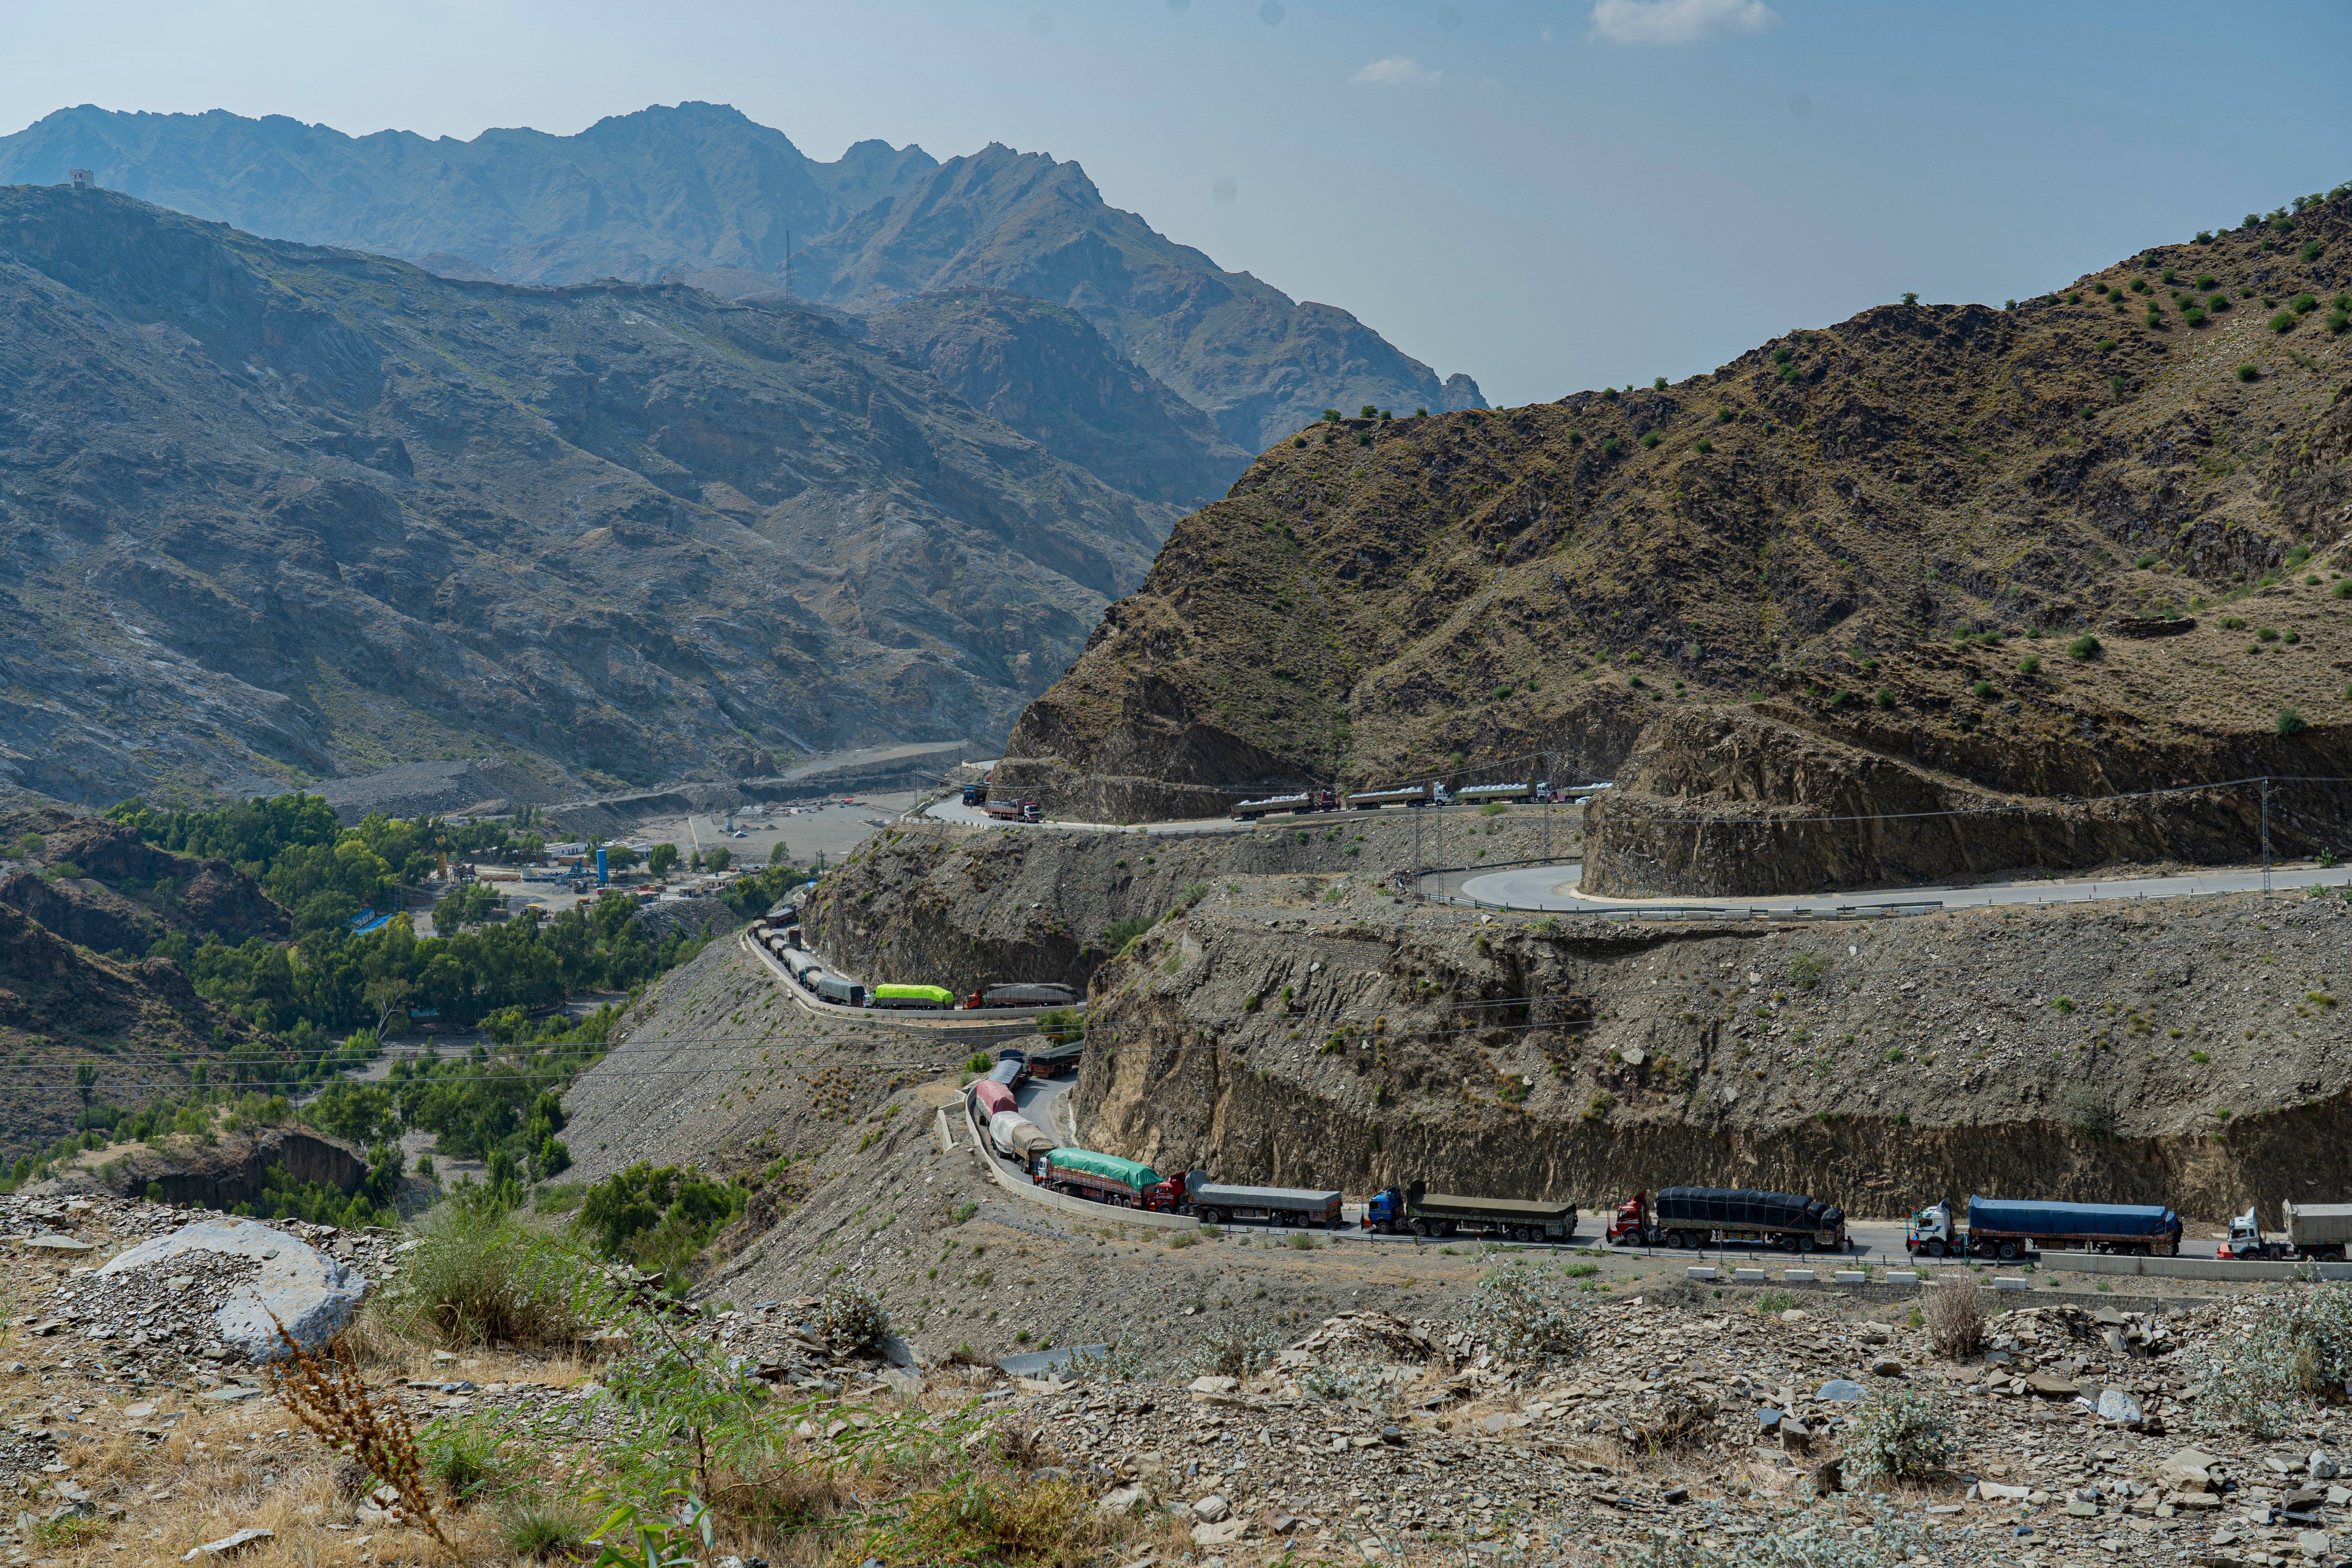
[861,290,1250,509]
[0,186,1174,802]
[998,195,2352,890]
[1072,889,2352,1225]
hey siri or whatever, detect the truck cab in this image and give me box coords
[2219,1205,2267,1260]
[1606,1192,1653,1247]
[961,781,988,806]
[1906,1200,1958,1258]
[1363,1187,1406,1230]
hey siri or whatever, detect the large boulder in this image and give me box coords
[99,1218,366,1359]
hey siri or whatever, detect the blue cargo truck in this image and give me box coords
[1907,1196,2182,1261]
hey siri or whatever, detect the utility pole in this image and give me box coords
[1543,749,1552,863]
[1413,803,1423,902]
[2261,776,2272,894]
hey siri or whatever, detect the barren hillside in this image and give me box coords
[996,192,2352,891]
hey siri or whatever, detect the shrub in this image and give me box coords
[2239,363,2261,381]
[2304,240,2323,261]
[1100,914,1151,955]
[1842,1389,1955,1486]
[2018,654,2042,675]
[2258,626,2279,641]
[1969,679,1995,699]
[1464,1261,1590,1365]
[2294,294,2319,314]
[2279,709,2309,737]
[1640,431,1661,448]
[2189,1283,2352,1437]
[1923,1278,1987,1359]
[1695,437,1713,453]
[2067,633,2102,660]
[368,1205,613,1350]
[2336,581,2352,600]
[1322,408,1340,422]
[2271,311,2298,334]
[1873,687,1894,710]
[1600,434,1623,457]
[1901,290,1918,305]
[816,1280,890,1354]
[1181,1319,1283,1379]
[575,1162,745,1281]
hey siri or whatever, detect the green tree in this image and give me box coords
[647,842,679,877]
[703,846,731,873]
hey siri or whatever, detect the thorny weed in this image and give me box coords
[265,1316,463,1564]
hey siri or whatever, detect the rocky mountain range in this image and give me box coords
[998,191,2352,890]
[0,102,1483,469]
[0,185,1174,802]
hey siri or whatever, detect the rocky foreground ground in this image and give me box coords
[4,1191,2350,1567]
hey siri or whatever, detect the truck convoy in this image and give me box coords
[1906,1197,2182,1260]
[1607,1188,1848,1253]
[1363,1182,1577,1241]
[1183,1173,1344,1228]
[2220,1201,2352,1261]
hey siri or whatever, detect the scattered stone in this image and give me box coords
[183,1528,273,1560]
[1815,1379,1866,1403]
[1191,1494,1230,1523]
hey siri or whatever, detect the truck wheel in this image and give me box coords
[1997,1240,2020,1261]
[1512,1226,1534,1244]
[1926,1240,1947,1259]
[1796,1236,1816,1255]
[1410,1219,1430,1238]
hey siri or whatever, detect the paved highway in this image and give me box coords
[1447,858,2351,915]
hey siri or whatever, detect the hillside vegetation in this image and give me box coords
[1000,190,2352,888]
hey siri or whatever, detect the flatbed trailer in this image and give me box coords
[1181,1173,1343,1228]
[1363,1181,1576,1241]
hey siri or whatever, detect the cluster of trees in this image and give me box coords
[150,890,704,1040]
[112,794,548,927]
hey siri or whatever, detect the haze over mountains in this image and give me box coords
[0,100,1494,804]
[0,102,1485,463]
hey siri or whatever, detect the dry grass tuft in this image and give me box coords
[1922,1279,1988,1360]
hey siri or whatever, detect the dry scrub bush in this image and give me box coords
[1922,1280,1987,1360]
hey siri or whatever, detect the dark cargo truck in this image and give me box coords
[1909,1196,2180,1261]
[1363,1181,1576,1242]
[1651,1187,1847,1254]
[1180,1173,1343,1228]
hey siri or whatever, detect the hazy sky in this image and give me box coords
[6,0,2349,407]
